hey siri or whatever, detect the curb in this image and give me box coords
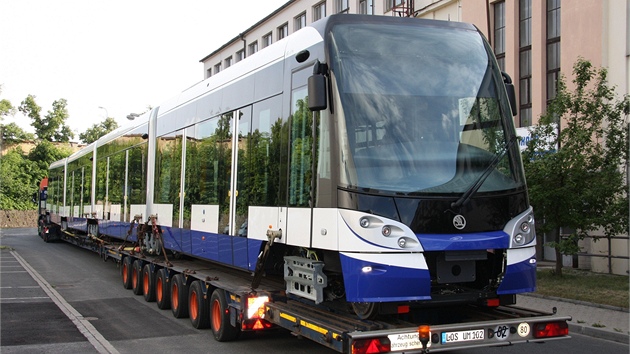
[568,323,629,344]
[521,293,629,344]
[522,293,629,313]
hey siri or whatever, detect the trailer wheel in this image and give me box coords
[156,268,171,310]
[171,274,189,318]
[121,256,133,289]
[142,264,156,302]
[210,289,240,341]
[132,260,144,295]
[189,280,210,329]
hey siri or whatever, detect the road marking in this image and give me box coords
[0,286,41,289]
[1,296,50,300]
[10,250,119,354]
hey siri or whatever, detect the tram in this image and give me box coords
[45,14,535,319]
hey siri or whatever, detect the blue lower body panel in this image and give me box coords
[340,253,431,302]
[497,257,537,294]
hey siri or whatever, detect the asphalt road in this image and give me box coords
[1,228,628,354]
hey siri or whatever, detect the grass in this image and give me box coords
[535,268,629,309]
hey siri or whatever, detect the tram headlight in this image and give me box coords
[382,226,392,237]
[520,222,530,233]
[359,217,370,228]
[397,238,406,248]
[514,233,525,245]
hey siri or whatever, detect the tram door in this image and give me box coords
[225,108,252,237]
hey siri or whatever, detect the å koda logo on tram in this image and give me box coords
[453,215,466,230]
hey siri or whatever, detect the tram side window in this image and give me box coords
[128,144,147,205]
[108,150,125,221]
[95,158,107,218]
[289,69,314,207]
[184,119,219,230]
[251,95,284,206]
[154,130,183,228]
[235,107,252,235]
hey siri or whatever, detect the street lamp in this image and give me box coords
[98,106,109,119]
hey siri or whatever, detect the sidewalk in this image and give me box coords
[516,293,629,344]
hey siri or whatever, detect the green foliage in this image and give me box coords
[0,99,16,120]
[523,58,629,274]
[19,95,74,142]
[0,148,40,210]
[0,85,16,120]
[79,117,119,144]
[1,122,35,143]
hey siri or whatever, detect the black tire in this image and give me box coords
[171,274,189,318]
[156,268,171,310]
[121,256,133,289]
[132,260,144,295]
[189,280,210,329]
[142,264,156,302]
[351,302,379,320]
[210,289,240,341]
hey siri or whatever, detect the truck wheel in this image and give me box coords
[171,274,189,318]
[121,257,133,289]
[132,260,144,295]
[189,280,210,329]
[210,289,240,341]
[142,264,156,302]
[156,268,171,309]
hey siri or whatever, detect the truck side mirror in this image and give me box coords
[502,71,518,116]
[308,60,328,111]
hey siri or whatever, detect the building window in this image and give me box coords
[278,23,289,40]
[547,0,561,102]
[335,0,349,13]
[294,12,306,32]
[248,41,258,56]
[519,0,532,127]
[493,1,505,71]
[224,56,232,69]
[313,2,326,21]
[235,49,245,63]
[214,63,221,75]
[359,0,373,14]
[385,0,404,12]
[206,68,212,79]
[262,32,272,48]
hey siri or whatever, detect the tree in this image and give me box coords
[0,85,16,121]
[1,122,35,143]
[523,58,629,275]
[79,117,119,144]
[18,95,74,142]
[0,148,40,210]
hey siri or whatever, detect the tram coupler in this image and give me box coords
[251,228,282,290]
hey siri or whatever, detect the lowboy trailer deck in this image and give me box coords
[45,225,571,354]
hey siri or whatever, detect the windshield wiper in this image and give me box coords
[450,135,517,210]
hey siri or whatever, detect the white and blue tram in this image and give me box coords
[45,14,536,318]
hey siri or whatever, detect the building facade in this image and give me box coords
[200,0,630,275]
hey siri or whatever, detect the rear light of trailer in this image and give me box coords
[247,295,269,319]
[533,321,569,338]
[242,318,274,331]
[351,338,391,354]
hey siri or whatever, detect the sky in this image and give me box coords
[0,0,289,139]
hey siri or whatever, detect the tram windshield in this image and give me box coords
[328,21,526,195]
